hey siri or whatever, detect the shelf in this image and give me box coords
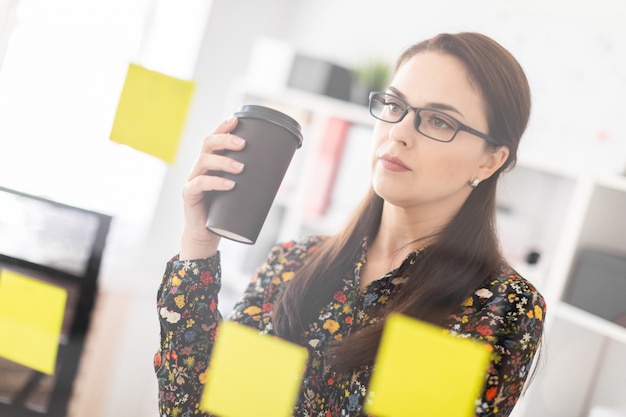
[595,173,626,193]
[233,83,375,127]
[575,185,626,255]
[556,302,626,344]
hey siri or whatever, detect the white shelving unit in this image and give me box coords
[221,84,626,417]
[521,175,626,417]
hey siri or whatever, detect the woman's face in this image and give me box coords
[370,51,506,215]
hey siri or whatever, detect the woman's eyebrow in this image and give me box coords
[387,86,407,100]
[427,102,465,118]
[387,86,465,118]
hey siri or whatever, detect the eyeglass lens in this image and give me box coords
[370,93,460,142]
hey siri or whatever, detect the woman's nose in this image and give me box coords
[389,111,416,147]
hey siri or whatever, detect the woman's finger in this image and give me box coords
[183,173,235,200]
[186,152,245,182]
[200,117,244,153]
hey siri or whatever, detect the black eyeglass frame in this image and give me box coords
[368,91,499,146]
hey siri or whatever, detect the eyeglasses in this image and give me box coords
[368,92,498,145]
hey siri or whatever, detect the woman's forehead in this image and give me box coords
[392,52,487,124]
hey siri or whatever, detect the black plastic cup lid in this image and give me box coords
[234,105,303,148]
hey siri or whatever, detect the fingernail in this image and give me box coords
[224,179,235,189]
[232,136,245,146]
[232,160,244,170]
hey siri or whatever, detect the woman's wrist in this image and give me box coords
[179,228,220,260]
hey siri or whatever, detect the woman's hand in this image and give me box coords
[179,117,245,260]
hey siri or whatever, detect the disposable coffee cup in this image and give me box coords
[205,105,303,244]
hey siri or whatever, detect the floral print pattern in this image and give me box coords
[155,236,546,417]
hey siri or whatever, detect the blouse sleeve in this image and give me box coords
[154,254,224,417]
[471,277,547,417]
[226,240,304,332]
[154,239,312,417]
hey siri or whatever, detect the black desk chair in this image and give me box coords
[0,186,112,416]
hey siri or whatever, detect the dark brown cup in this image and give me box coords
[205,105,303,244]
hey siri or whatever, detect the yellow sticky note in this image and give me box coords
[0,270,67,375]
[201,320,308,417]
[365,313,492,417]
[110,63,195,164]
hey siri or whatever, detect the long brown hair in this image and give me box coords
[272,32,531,371]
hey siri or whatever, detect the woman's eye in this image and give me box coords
[430,115,454,129]
[385,101,404,113]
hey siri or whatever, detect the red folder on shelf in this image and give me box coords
[306,117,351,217]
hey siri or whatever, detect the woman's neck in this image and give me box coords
[359,203,449,291]
[372,202,453,255]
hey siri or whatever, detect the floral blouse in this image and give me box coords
[155,236,546,417]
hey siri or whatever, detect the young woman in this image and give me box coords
[155,32,546,417]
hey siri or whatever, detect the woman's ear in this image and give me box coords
[477,146,510,180]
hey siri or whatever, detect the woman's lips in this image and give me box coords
[378,153,411,172]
